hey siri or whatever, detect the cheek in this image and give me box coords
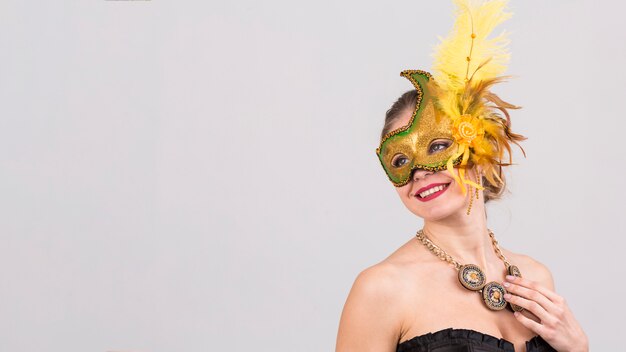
[395,185,412,200]
[446,179,463,195]
[439,179,465,202]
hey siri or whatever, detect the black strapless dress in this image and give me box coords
[397,327,557,352]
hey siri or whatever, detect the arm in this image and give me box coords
[335,265,403,352]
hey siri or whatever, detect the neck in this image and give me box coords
[422,196,496,271]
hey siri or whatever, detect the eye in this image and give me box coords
[428,139,452,154]
[391,154,409,168]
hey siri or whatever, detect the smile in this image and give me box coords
[415,182,451,202]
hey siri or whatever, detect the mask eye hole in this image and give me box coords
[428,139,452,154]
[391,154,409,168]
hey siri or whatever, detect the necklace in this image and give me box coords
[415,228,524,312]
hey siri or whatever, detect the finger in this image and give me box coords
[512,310,550,338]
[504,292,552,324]
[503,281,558,315]
[505,275,561,303]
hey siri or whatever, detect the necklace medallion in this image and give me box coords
[458,264,486,290]
[481,281,508,310]
[506,264,524,312]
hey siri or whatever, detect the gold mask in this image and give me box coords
[375,70,462,187]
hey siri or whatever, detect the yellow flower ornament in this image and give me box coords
[453,114,484,145]
[448,113,486,195]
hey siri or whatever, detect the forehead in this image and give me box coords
[388,107,414,132]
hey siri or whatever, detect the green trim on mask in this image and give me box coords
[376,70,460,187]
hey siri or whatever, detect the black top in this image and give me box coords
[397,327,557,352]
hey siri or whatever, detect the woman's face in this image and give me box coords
[389,108,478,221]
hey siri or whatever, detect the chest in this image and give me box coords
[399,271,538,352]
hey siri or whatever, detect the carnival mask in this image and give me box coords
[375,70,462,187]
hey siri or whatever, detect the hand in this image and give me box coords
[502,275,588,352]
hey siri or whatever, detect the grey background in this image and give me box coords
[0,0,623,351]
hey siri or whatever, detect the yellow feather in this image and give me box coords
[432,0,512,93]
[425,0,527,191]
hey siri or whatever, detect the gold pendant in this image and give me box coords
[481,281,508,310]
[458,264,486,290]
[507,265,525,312]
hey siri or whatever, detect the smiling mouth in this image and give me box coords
[416,182,451,201]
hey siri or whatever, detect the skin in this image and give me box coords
[335,108,589,352]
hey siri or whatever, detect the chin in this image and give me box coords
[409,204,460,222]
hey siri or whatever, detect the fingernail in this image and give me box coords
[504,293,511,299]
[503,282,510,287]
[505,275,516,281]
[514,311,520,317]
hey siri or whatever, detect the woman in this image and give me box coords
[335,1,589,351]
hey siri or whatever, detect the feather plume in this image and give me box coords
[426,0,525,194]
[432,0,512,93]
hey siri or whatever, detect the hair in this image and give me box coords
[381,89,507,203]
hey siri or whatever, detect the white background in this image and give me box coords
[1,0,623,351]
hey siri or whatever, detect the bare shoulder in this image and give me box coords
[501,247,556,291]
[352,261,406,296]
[336,261,408,352]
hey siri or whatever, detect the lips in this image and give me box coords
[415,182,451,202]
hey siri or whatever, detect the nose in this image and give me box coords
[412,168,433,181]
